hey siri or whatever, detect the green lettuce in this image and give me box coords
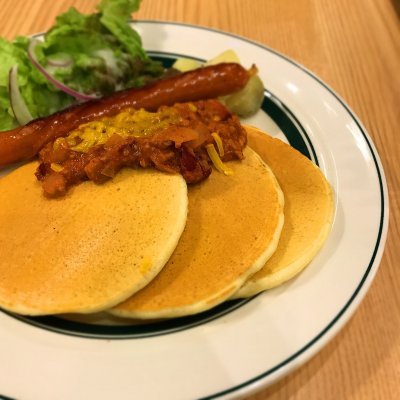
[0,0,163,131]
[0,36,74,128]
[97,0,147,59]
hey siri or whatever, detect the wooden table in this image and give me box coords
[1,1,399,398]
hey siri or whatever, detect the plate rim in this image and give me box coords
[0,20,389,400]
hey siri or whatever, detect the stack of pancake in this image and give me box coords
[0,126,333,320]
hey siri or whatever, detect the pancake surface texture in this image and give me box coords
[234,127,334,298]
[110,147,284,319]
[0,163,188,315]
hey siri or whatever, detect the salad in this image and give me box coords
[0,0,163,131]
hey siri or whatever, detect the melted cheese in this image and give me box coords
[54,108,181,153]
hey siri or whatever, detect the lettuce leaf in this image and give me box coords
[0,87,17,130]
[97,0,147,59]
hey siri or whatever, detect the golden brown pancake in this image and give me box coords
[0,163,188,315]
[110,147,284,319]
[233,127,334,298]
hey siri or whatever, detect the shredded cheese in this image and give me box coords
[206,144,233,176]
[211,132,224,157]
[55,107,181,153]
[188,103,197,112]
[50,163,64,172]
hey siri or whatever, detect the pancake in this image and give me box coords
[233,127,334,298]
[110,147,284,319]
[0,163,188,315]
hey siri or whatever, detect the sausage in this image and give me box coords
[0,63,250,168]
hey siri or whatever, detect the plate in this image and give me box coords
[0,22,388,400]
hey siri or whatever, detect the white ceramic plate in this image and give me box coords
[0,22,388,400]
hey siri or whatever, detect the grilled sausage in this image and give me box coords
[0,63,250,167]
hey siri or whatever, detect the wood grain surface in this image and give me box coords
[1,1,399,399]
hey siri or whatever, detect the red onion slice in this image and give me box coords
[28,39,99,101]
[8,64,34,125]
